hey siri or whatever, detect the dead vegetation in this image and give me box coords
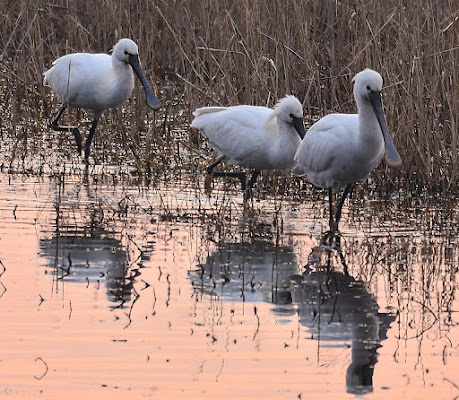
[0,0,457,193]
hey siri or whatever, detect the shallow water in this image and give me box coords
[0,170,457,399]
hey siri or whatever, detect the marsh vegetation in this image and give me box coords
[0,0,458,193]
[0,1,458,399]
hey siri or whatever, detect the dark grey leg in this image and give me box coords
[328,188,334,229]
[50,105,82,155]
[212,171,248,191]
[207,155,226,175]
[247,169,260,190]
[84,118,99,159]
[334,184,354,231]
[206,155,248,191]
[322,185,349,249]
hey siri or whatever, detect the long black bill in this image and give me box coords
[129,54,161,111]
[369,91,401,167]
[292,116,307,139]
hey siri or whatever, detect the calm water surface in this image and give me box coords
[0,170,457,399]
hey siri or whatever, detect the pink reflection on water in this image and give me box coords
[0,173,457,399]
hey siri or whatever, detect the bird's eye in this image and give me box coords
[124,50,129,55]
[289,113,294,118]
[366,85,371,91]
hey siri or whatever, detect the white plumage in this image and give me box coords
[43,38,160,159]
[293,69,401,230]
[191,95,306,191]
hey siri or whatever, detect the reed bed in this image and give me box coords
[0,0,458,194]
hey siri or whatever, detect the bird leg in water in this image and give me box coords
[50,105,83,155]
[205,155,226,192]
[333,184,354,231]
[328,188,335,230]
[242,170,261,202]
[205,155,249,191]
[212,171,248,191]
[247,170,260,191]
[323,184,354,247]
[206,155,226,176]
[84,118,99,159]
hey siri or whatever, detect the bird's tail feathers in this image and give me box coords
[192,106,228,117]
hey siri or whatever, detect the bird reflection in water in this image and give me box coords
[291,245,395,394]
[39,206,143,308]
[190,241,298,313]
[190,239,394,394]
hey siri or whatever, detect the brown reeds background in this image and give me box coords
[0,0,458,193]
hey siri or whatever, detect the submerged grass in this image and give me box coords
[0,0,458,194]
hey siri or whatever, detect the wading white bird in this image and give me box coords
[43,38,161,159]
[292,69,402,231]
[191,95,306,192]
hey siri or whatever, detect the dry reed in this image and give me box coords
[0,0,458,194]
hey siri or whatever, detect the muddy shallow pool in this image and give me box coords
[0,170,457,399]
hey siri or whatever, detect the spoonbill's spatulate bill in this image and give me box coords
[292,69,402,231]
[43,38,161,159]
[191,95,306,192]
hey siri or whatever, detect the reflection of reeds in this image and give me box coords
[327,231,458,345]
[0,1,458,191]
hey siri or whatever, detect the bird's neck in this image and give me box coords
[112,57,132,76]
[357,99,380,135]
[268,119,302,164]
[356,99,384,157]
[111,58,135,95]
[276,118,300,143]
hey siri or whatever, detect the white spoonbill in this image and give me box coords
[292,69,402,231]
[191,95,306,192]
[43,38,161,159]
